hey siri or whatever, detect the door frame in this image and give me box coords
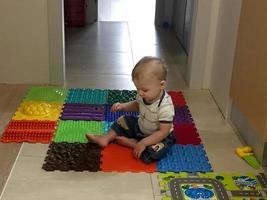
[47,0,65,86]
[187,0,216,89]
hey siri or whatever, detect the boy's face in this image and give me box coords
[133,75,165,103]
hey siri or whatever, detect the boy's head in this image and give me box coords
[131,56,168,103]
[131,56,167,81]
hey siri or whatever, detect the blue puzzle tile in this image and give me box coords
[66,89,108,104]
[103,121,113,133]
[104,105,139,122]
[157,144,212,172]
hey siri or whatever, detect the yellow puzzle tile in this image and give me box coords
[12,101,63,121]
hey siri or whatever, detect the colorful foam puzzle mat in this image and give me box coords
[107,89,137,104]
[173,124,201,145]
[42,142,101,171]
[61,103,105,121]
[12,101,63,121]
[66,88,108,104]
[0,120,56,143]
[167,91,186,107]
[104,105,139,122]
[157,144,212,172]
[53,120,104,143]
[100,143,157,173]
[173,106,193,124]
[23,86,68,102]
[158,172,267,200]
[1,87,212,173]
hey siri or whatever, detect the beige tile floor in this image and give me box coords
[0,22,262,199]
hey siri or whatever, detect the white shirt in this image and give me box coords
[136,91,174,135]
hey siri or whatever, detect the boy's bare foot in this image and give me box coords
[116,136,137,148]
[86,134,109,147]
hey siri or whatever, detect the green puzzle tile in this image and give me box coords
[24,87,68,102]
[158,172,266,200]
[107,90,137,104]
[230,173,262,191]
[53,120,104,143]
[197,172,216,178]
[162,197,172,200]
[158,172,188,196]
[231,198,267,200]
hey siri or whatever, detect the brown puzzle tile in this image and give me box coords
[42,142,101,171]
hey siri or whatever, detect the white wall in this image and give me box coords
[186,0,213,88]
[0,0,65,85]
[187,0,242,117]
[209,0,242,117]
[0,0,50,84]
[47,0,65,85]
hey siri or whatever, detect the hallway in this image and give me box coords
[65,22,188,90]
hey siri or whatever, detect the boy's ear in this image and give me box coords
[160,80,166,89]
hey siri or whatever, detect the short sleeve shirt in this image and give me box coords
[136,91,174,135]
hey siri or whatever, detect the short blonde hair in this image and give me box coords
[131,56,168,81]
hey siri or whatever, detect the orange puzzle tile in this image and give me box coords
[100,144,156,173]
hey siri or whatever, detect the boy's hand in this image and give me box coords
[133,141,146,158]
[111,102,123,112]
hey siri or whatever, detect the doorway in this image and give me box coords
[63,0,188,90]
[98,0,156,23]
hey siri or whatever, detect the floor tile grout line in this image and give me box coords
[150,173,157,200]
[0,142,24,199]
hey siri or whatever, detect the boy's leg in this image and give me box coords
[112,116,140,148]
[86,129,117,147]
[116,136,137,148]
[87,115,140,148]
[140,132,176,164]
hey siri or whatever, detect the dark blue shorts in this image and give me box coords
[111,115,176,164]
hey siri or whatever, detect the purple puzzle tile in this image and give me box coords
[173,106,194,124]
[60,103,104,121]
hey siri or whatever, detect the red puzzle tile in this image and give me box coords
[6,120,57,131]
[1,130,53,143]
[168,91,186,107]
[0,120,57,143]
[101,144,156,173]
[173,124,201,145]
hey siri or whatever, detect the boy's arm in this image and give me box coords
[134,123,172,158]
[122,100,139,111]
[140,123,172,146]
